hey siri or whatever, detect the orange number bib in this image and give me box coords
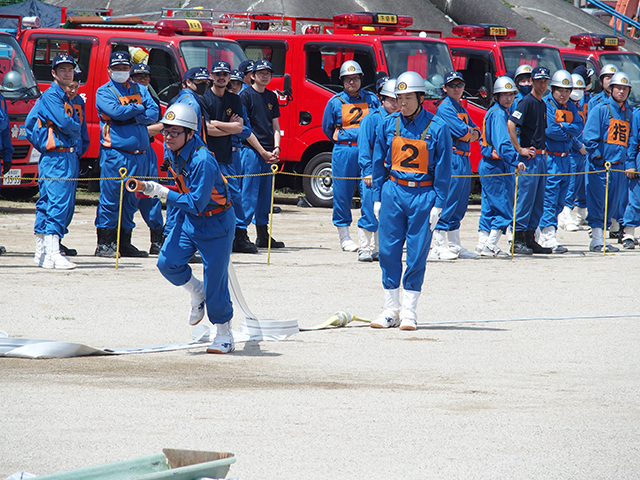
[555,109,573,123]
[341,102,369,129]
[391,136,429,174]
[73,104,83,125]
[119,93,143,106]
[607,119,629,146]
[457,112,469,124]
[64,102,74,118]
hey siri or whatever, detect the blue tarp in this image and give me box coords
[0,0,63,30]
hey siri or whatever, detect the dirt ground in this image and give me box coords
[1,198,639,479]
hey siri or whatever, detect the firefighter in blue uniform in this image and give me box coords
[583,71,635,252]
[94,51,159,257]
[0,72,15,255]
[477,76,525,256]
[27,54,81,269]
[322,60,380,252]
[432,71,480,260]
[620,106,640,249]
[357,77,399,262]
[539,70,583,253]
[139,103,236,354]
[370,71,451,330]
[588,64,617,112]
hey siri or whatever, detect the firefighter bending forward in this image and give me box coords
[370,71,452,330]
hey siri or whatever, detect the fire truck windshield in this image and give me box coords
[599,53,640,107]
[382,40,454,99]
[501,46,563,76]
[179,39,247,71]
[0,34,39,101]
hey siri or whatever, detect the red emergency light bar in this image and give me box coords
[333,13,413,28]
[452,24,516,38]
[570,33,624,50]
[154,19,214,36]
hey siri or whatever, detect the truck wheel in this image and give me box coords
[0,186,38,200]
[302,152,333,208]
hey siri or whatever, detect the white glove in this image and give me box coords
[143,181,169,199]
[429,206,442,231]
[373,201,381,220]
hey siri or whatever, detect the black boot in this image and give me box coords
[255,225,285,248]
[119,230,149,257]
[95,228,117,257]
[513,231,533,255]
[233,228,258,254]
[60,243,77,256]
[525,230,552,254]
[149,228,164,255]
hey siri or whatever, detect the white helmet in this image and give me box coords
[395,71,426,95]
[162,103,198,130]
[379,78,397,98]
[550,70,573,88]
[514,64,533,81]
[2,71,23,91]
[600,64,618,78]
[609,72,632,89]
[571,73,586,89]
[493,76,518,94]
[339,60,363,79]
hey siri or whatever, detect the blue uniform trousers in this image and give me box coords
[436,152,471,231]
[515,153,547,231]
[586,163,625,229]
[379,180,436,292]
[565,152,587,209]
[540,154,571,229]
[240,147,273,227]
[95,148,146,232]
[220,151,244,227]
[478,159,514,233]
[357,182,377,232]
[157,208,235,325]
[34,151,78,238]
[331,143,359,227]
[136,150,164,231]
[623,176,640,227]
[617,176,629,225]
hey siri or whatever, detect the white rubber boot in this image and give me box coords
[589,227,605,252]
[371,231,379,261]
[481,229,508,257]
[357,228,373,262]
[42,234,76,270]
[542,226,567,253]
[431,230,458,260]
[34,233,45,266]
[207,320,235,354]
[399,289,420,331]
[183,274,206,325]
[448,229,477,259]
[558,206,572,230]
[475,230,489,254]
[575,207,587,225]
[337,226,358,252]
[370,288,400,328]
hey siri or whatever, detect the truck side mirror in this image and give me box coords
[484,72,493,99]
[283,73,292,96]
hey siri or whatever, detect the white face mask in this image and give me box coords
[570,89,584,102]
[110,71,130,84]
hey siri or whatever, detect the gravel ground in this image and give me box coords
[1,199,639,479]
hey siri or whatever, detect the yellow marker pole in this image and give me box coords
[267,164,279,266]
[116,167,127,269]
[603,162,611,256]
[510,170,519,259]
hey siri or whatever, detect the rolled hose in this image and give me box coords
[300,311,370,331]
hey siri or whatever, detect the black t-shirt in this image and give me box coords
[240,86,280,151]
[509,93,547,150]
[200,88,243,165]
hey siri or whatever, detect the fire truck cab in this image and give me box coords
[559,33,640,108]
[165,9,455,207]
[444,24,565,172]
[18,13,247,185]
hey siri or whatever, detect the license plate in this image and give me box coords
[2,168,21,186]
[376,14,397,24]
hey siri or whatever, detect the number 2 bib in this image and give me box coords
[341,102,369,129]
[391,137,429,174]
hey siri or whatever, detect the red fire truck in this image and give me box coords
[0,14,41,198]
[18,12,247,188]
[164,9,456,207]
[559,32,640,107]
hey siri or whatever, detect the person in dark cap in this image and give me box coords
[432,71,480,260]
[94,50,159,258]
[237,60,254,92]
[507,66,552,254]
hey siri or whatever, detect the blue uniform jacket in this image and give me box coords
[30,82,81,151]
[322,89,380,143]
[70,94,90,158]
[358,106,388,177]
[480,102,519,168]
[0,94,13,166]
[231,104,252,148]
[583,96,635,166]
[372,108,452,208]
[436,95,478,153]
[587,90,609,113]
[569,93,590,152]
[626,108,640,170]
[544,94,583,154]
[165,135,229,216]
[173,88,204,137]
[96,79,158,151]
